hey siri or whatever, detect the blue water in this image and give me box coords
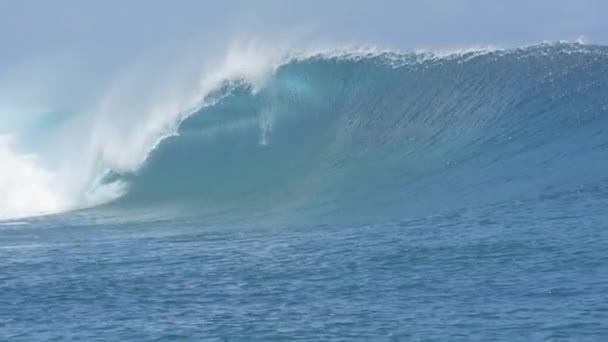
[1,43,608,340]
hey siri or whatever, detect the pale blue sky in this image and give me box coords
[1,0,606,64]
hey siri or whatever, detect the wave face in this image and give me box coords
[84,43,607,224]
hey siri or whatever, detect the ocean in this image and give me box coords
[1,42,608,340]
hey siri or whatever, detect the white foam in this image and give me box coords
[0,135,66,219]
[284,43,503,68]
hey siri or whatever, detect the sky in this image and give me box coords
[1,0,607,64]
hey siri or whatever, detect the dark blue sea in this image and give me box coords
[1,43,608,340]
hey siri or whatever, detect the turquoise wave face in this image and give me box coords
[96,43,608,225]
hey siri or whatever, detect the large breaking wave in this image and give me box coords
[2,42,608,223]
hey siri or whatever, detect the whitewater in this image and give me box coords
[1,41,608,340]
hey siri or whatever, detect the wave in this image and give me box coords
[2,42,608,223]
